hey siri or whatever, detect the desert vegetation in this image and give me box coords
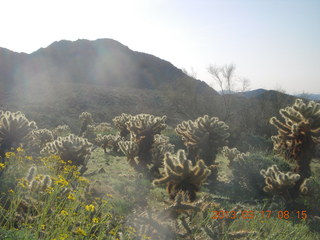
[0,99,320,239]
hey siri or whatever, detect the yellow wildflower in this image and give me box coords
[75,227,87,236]
[85,204,95,212]
[45,186,54,194]
[67,193,75,200]
[60,210,68,216]
[78,176,89,183]
[41,224,46,230]
[54,175,69,186]
[73,171,81,177]
[16,147,24,153]
[128,226,136,233]
[59,234,68,240]
[8,189,14,193]
[92,217,99,223]
[5,152,15,159]
[34,175,43,181]
[59,160,66,165]
[0,163,5,169]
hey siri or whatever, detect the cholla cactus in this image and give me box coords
[40,175,53,191]
[126,114,167,138]
[79,112,94,136]
[52,125,71,139]
[32,129,54,148]
[176,115,229,182]
[127,114,167,165]
[82,124,97,144]
[23,166,52,193]
[118,141,139,167]
[222,146,250,168]
[96,134,122,153]
[260,165,301,202]
[150,134,174,175]
[153,150,211,202]
[41,134,93,174]
[151,135,174,162]
[94,122,112,134]
[26,166,37,182]
[299,178,310,195]
[113,113,132,138]
[118,114,169,176]
[0,111,37,156]
[270,99,320,197]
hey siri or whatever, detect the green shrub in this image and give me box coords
[222,150,291,201]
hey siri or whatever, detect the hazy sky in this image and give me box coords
[1,0,319,93]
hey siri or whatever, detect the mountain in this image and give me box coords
[295,93,320,101]
[0,39,221,127]
[240,89,267,98]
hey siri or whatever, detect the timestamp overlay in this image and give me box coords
[212,210,308,220]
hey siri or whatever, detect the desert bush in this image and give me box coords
[0,148,35,193]
[222,147,291,200]
[246,134,273,152]
[0,151,133,240]
[162,127,185,151]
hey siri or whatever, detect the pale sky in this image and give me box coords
[1,0,319,94]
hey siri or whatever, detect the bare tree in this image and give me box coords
[208,64,237,120]
[237,77,251,93]
[208,64,235,94]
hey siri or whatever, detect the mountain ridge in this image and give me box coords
[0,38,221,127]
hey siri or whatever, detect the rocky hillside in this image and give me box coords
[0,39,221,127]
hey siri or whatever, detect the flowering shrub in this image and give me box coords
[0,148,137,239]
